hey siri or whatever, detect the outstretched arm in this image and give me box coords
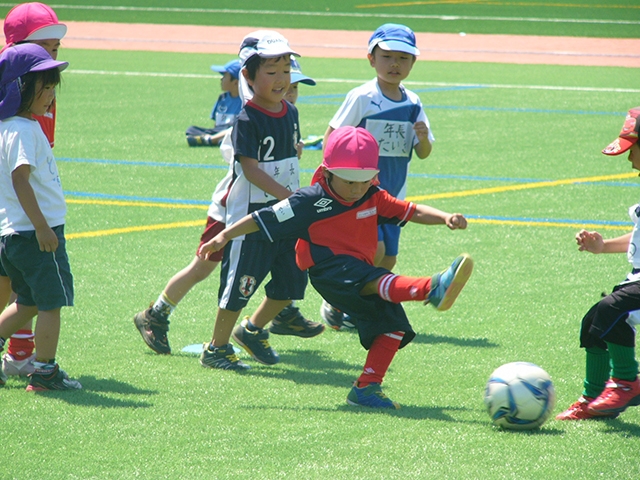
[576,229,631,254]
[410,204,467,230]
[198,214,259,260]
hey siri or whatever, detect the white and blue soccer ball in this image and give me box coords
[483,362,556,430]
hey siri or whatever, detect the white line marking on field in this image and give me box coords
[65,70,640,94]
[0,4,636,26]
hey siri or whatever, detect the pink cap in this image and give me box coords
[4,3,67,46]
[603,107,640,156]
[322,126,380,181]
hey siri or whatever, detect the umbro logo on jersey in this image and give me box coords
[314,198,333,213]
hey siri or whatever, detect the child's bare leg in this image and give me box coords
[0,275,11,308]
[163,257,219,305]
[33,308,61,361]
[249,297,291,329]
[211,308,242,347]
[0,303,37,342]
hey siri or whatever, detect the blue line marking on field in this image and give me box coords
[57,157,228,170]
[64,190,630,227]
[65,190,209,205]
[465,214,630,227]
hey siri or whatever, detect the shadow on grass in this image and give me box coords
[237,348,360,387]
[602,417,640,437]
[412,332,499,348]
[29,376,158,408]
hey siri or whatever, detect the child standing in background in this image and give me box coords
[556,107,640,420]
[0,43,80,390]
[186,59,242,147]
[321,24,434,330]
[1,1,67,379]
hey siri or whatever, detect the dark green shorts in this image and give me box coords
[0,225,74,310]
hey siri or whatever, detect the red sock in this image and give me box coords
[357,332,404,386]
[378,274,431,303]
[7,329,35,360]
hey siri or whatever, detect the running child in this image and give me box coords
[0,43,80,390]
[199,125,473,408]
[134,55,321,355]
[1,1,67,379]
[321,23,434,329]
[189,30,322,370]
[186,59,242,147]
[556,107,640,420]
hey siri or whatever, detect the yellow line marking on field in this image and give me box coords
[356,1,639,9]
[406,172,637,202]
[66,198,208,210]
[66,220,205,240]
[468,218,628,230]
[65,171,635,239]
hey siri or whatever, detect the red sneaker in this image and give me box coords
[588,377,640,415]
[555,396,619,420]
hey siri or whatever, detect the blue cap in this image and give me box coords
[210,59,241,80]
[368,24,420,56]
[290,57,315,86]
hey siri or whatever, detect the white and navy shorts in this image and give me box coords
[217,233,307,312]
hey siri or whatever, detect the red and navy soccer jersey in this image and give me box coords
[252,177,416,270]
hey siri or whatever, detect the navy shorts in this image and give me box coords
[0,225,74,310]
[378,224,401,257]
[218,234,307,311]
[309,255,416,350]
[580,281,640,349]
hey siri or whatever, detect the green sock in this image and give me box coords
[606,342,638,381]
[583,347,610,398]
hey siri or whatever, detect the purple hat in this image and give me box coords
[0,43,68,120]
[210,59,241,80]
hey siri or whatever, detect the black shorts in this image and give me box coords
[580,280,640,349]
[309,255,416,350]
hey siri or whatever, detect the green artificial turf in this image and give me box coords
[1,5,640,479]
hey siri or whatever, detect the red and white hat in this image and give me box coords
[3,2,67,47]
[322,126,380,182]
[603,107,640,156]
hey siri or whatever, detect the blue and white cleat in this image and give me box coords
[426,254,473,311]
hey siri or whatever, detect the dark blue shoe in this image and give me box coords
[347,382,400,409]
[232,318,280,365]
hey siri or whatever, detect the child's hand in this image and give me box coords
[413,121,430,142]
[35,226,58,252]
[446,214,467,230]
[198,233,228,260]
[576,229,604,253]
[296,141,303,159]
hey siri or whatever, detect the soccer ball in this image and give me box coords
[483,362,556,430]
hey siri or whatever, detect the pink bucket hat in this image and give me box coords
[602,107,640,156]
[322,126,380,182]
[4,2,67,47]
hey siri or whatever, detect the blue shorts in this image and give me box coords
[377,224,401,257]
[218,234,307,311]
[0,225,74,310]
[309,255,416,350]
